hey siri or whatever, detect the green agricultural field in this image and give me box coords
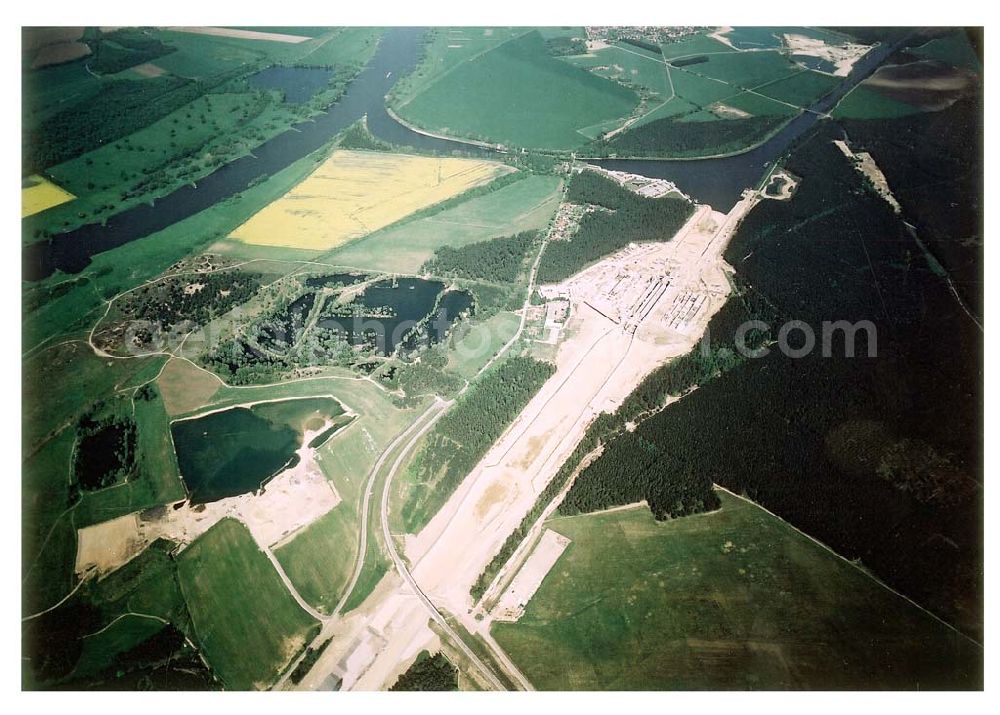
[832,85,923,119]
[297,27,383,67]
[755,69,841,107]
[632,97,700,127]
[323,174,563,274]
[445,311,521,379]
[493,491,982,690]
[669,68,740,107]
[536,27,586,40]
[395,31,639,150]
[275,506,358,614]
[692,50,800,90]
[564,44,669,96]
[389,28,527,107]
[177,518,320,690]
[721,91,799,117]
[910,30,982,71]
[147,30,293,79]
[660,33,736,60]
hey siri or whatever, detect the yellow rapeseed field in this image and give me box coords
[22,175,75,218]
[230,150,511,250]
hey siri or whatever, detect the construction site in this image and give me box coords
[288,175,762,692]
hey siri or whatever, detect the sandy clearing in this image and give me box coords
[157,358,222,415]
[75,417,344,577]
[75,513,144,578]
[132,62,167,78]
[783,33,872,77]
[833,140,901,213]
[166,26,311,44]
[492,529,570,622]
[712,102,752,119]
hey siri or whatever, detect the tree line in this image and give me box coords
[400,356,555,533]
[536,170,693,283]
[87,29,177,75]
[390,652,458,691]
[595,113,788,158]
[469,294,768,601]
[421,231,538,284]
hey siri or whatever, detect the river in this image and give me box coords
[22,29,901,282]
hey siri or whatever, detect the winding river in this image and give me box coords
[22,28,901,281]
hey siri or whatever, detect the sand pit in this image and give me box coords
[75,513,145,578]
[492,529,570,622]
[75,417,345,577]
[783,33,871,77]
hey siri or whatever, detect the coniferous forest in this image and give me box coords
[559,120,982,638]
[536,170,692,283]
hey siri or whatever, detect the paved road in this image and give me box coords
[376,403,509,691]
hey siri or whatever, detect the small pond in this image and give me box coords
[171,396,343,504]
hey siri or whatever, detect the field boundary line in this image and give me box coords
[713,484,983,648]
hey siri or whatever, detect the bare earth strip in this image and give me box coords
[166,27,312,44]
[492,529,571,622]
[299,187,761,690]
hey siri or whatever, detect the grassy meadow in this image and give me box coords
[395,31,639,150]
[177,518,320,690]
[494,491,982,690]
[323,174,562,274]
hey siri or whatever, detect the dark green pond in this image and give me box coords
[171,397,343,504]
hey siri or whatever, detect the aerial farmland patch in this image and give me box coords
[21,175,74,218]
[19,23,984,695]
[230,150,512,251]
